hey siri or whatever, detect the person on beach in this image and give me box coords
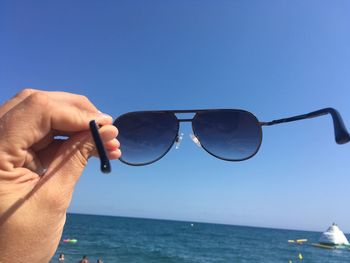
[0,89,121,263]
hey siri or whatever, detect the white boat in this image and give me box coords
[318,223,349,245]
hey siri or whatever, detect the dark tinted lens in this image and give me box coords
[114,112,178,165]
[193,110,262,161]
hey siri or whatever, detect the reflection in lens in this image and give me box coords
[193,110,262,161]
[114,112,178,165]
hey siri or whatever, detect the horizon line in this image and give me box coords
[66,211,329,234]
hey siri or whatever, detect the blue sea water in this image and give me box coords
[51,213,350,263]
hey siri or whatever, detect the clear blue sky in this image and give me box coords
[1,0,349,232]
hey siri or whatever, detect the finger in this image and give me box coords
[7,90,101,153]
[98,125,118,141]
[45,91,99,113]
[107,148,121,160]
[0,93,113,171]
[44,125,118,188]
[89,126,119,156]
[37,126,120,173]
[104,138,120,151]
[51,100,113,131]
[90,139,120,157]
[0,89,103,153]
[33,129,121,212]
[0,89,100,119]
[0,89,39,118]
[0,89,99,119]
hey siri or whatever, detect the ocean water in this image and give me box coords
[51,214,350,263]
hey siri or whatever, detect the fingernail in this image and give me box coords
[37,167,48,176]
[97,112,112,118]
[95,112,113,123]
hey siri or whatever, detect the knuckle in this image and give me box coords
[80,95,89,102]
[27,92,50,108]
[79,95,91,105]
[78,95,97,111]
[17,88,37,99]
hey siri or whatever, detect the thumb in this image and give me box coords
[42,123,119,194]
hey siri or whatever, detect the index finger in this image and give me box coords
[0,89,100,119]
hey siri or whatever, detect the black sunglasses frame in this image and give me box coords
[115,111,180,166]
[89,120,111,173]
[90,107,349,173]
[115,109,263,166]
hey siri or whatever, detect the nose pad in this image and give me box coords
[190,134,201,147]
[175,132,184,149]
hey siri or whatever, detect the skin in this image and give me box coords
[0,89,121,263]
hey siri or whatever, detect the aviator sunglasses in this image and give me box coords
[90,107,349,173]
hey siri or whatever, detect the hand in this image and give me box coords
[0,89,121,263]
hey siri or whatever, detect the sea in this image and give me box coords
[51,213,350,263]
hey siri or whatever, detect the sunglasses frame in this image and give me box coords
[91,107,349,173]
[115,110,180,166]
[115,109,263,166]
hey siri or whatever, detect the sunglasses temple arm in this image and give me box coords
[261,107,350,145]
[89,120,112,173]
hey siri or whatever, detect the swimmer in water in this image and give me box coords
[58,253,65,261]
[79,255,89,263]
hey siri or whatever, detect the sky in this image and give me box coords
[0,0,349,232]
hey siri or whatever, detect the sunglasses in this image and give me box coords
[90,107,349,173]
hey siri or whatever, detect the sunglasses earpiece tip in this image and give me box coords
[101,164,111,174]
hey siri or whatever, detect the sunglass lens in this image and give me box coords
[193,110,262,161]
[114,112,178,165]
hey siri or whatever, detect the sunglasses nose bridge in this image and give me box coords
[175,115,201,148]
[175,112,196,122]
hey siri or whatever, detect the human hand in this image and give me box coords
[0,89,121,263]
